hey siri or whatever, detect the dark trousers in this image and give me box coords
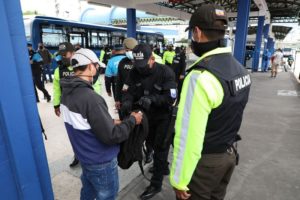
[42,63,53,83]
[33,72,50,101]
[186,150,236,200]
[147,117,172,188]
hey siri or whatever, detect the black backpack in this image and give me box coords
[118,112,149,173]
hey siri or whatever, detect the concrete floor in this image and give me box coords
[38,68,300,200]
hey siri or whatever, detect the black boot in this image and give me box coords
[69,157,79,167]
[140,185,161,200]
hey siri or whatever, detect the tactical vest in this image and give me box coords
[59,66,74,79]
[188,53,251,154]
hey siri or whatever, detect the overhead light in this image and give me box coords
[87,1,111,8]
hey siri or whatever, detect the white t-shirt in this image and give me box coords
[273,51,283,65]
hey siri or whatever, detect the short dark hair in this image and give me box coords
[200,20,226,41]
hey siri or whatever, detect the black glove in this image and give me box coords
[137,96,152,111]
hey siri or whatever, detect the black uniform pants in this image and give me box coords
[147,117,172,188]
[32,72,50,101]
[186,150,236,200]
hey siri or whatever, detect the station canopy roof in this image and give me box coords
[156,0,300,39]
[157,0,300,23]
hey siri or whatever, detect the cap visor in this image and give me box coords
[185,26,191,32]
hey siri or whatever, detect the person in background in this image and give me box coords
[38,42,53,83]
[171,46,186,103]
[162,44,175,66]
[28,42,51,103]
[271,48,283,78]
[170,4,251,200]
[115,38,138,119]
[105,44,126,100]
[151,44,163,64]
[60,48,143,200]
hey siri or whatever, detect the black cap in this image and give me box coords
[58,42,75,55]
[113,44,125,51]
[132,44,152,68]
[185,4,228,32]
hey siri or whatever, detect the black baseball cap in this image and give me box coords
[185,4,228,32]
[58,42,75,55]
[132,44,152,68]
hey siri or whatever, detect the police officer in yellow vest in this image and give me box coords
[162,44,175,66]
[170,4,251,200]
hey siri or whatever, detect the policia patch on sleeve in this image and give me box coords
[228,74,251,96]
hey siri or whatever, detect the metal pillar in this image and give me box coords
[127,8,136,38]
[261,24,270,71]
[234,0,251,65]
[267,37,275,54]
[252,16,265,72]
[0,0,54,199]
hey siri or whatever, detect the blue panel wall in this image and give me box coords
[127,8,136,38]
[0,0,54,199]
[234,0,251,65]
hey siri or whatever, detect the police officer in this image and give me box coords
[170,4,251,200]
[162,44,175,66]
[27,42,51,102]
[115,38,138,118]
[53,42,102,167]
[171,47,186,103]
[121,44,176,200]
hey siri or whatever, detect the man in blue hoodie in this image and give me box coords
[60,48,142,200]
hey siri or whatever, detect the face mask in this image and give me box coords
[92,65,100,84]
[191,39,225,57]
[136,64,152,75]
[126,51,134,60]
[62,57,71,66]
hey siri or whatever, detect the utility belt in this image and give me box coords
[202,143,240,166]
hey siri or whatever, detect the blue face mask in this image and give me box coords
[126,51,134,60]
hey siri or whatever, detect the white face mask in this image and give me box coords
[125,51,134,60]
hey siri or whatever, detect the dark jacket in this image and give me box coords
[122,63,176,119]
[60,76,136,165]
[38,48,52,64]
[116,57,134,102]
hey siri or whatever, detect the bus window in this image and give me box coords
[111,31,125,45]
[99,32,108,46]
[137,33,147,44]
[41,24,67,47]
[69,33,85,47]
[90,31,98,48]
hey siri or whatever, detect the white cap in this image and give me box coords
[71,48,105,68]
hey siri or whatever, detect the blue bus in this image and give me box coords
[24,16,164,68]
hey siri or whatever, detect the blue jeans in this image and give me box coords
[80,158,119,200]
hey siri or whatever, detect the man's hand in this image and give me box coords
[114,119,121,125]
[179,75,185,80]
[174,188,191,200]
[115,101,121,109]
[54,107,61,117]
[131,111,143,125]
